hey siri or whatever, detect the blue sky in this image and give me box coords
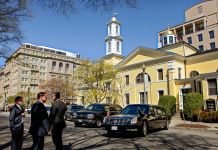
[0,0,202,66]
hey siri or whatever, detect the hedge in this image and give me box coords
[193,110,218,123]
[183,93,204,120]
[158,95,176,117]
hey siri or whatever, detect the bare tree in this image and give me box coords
[0,0,30,58]
[39,77,76,103]
[0,0,138,58]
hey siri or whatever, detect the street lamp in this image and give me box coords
[4,92,7,111]
[142,64,148,104]
[27,86,30,109]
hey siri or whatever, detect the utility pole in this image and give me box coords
[142,64,148,104]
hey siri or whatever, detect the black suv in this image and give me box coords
[74,103,122,127]
[65,105,85,121]
[103,104,170,136]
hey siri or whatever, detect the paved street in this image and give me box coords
[0,112,218,150]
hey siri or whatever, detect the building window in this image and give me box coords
[198,34,203,42]
[164,37,167,45]
[196,22,204,31]
[210,42,216,49]
[109,26,111,34]
[125,93,130,105]
[106,97,112,104]
[116,26,118,34]
[139,92,147,104]
[169,36,174,44]
[209,30,215,39]
[198,6,203,14]
[108,42,111,52]
[199,45,204,51]
[105,82,111,90]
[125,75,129,85]
[178,68,182,79]
[117,42,120,52]
[158,90,164,99]
[136,73,151,84]
[190,71,199,78]
[187,37,192,44]
[207,79,217,96]
[157,69,163,81]
[65,64,69,73]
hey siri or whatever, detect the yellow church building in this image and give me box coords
[103,15,218,111]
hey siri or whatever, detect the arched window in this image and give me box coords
[108,42,111,52]
[59,62,63,68]
[136,73,151,84]
[65,63,69,73]
[117,42,120,52]
[190,71,199,78]
[52,61,56,66]
[65,63,69,68]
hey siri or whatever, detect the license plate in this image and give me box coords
[111,126,118,130]
[78,119,82,122]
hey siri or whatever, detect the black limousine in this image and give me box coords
[103,104,170,136]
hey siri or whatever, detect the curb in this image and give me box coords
[170,126,218,132]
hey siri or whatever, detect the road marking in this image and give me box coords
[200,145,218,149]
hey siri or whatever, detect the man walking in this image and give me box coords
[9,96,25,150]
[29,92,49,150]
[49,92,67,150]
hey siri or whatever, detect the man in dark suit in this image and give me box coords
[49,92,67,150]
[29,92,50,150]
[9,96,25,150]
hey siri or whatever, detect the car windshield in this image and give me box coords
[71,106,84,110]
[120,105,149,115]
[86,104,104,111]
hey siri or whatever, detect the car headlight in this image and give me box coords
[87,114,94,119]
[130,117,137,124]
[103,117,108,123]
[73,113,77,118]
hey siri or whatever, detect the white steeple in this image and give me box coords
[105,13,123,56]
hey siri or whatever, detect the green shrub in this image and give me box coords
[158,95,176,117]
[184,93,203,120]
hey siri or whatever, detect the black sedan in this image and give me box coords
[65,105,85,121]
[103,104,170,136]
[74,103,122,127]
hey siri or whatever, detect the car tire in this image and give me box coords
[164,120,169,130]
[140,121,148,137]
[74,122,82,127]
[70,114,74,122]
[95,119,102,128]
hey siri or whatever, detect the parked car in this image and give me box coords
[103,104,170,136]
[74,103,122,127]
[65,105,85,121]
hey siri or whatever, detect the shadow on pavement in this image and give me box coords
[0,141,11,149]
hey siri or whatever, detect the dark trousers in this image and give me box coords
[52,126,64,150]
[11,125,24,150]
[31,135,44,150]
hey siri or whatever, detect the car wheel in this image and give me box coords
[140,122,148,137]
[70,114,74,122]
[164,120,169,130]
[74,122,82,127]
[95,119,102,127]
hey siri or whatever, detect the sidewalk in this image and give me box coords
[169,113,218,132]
